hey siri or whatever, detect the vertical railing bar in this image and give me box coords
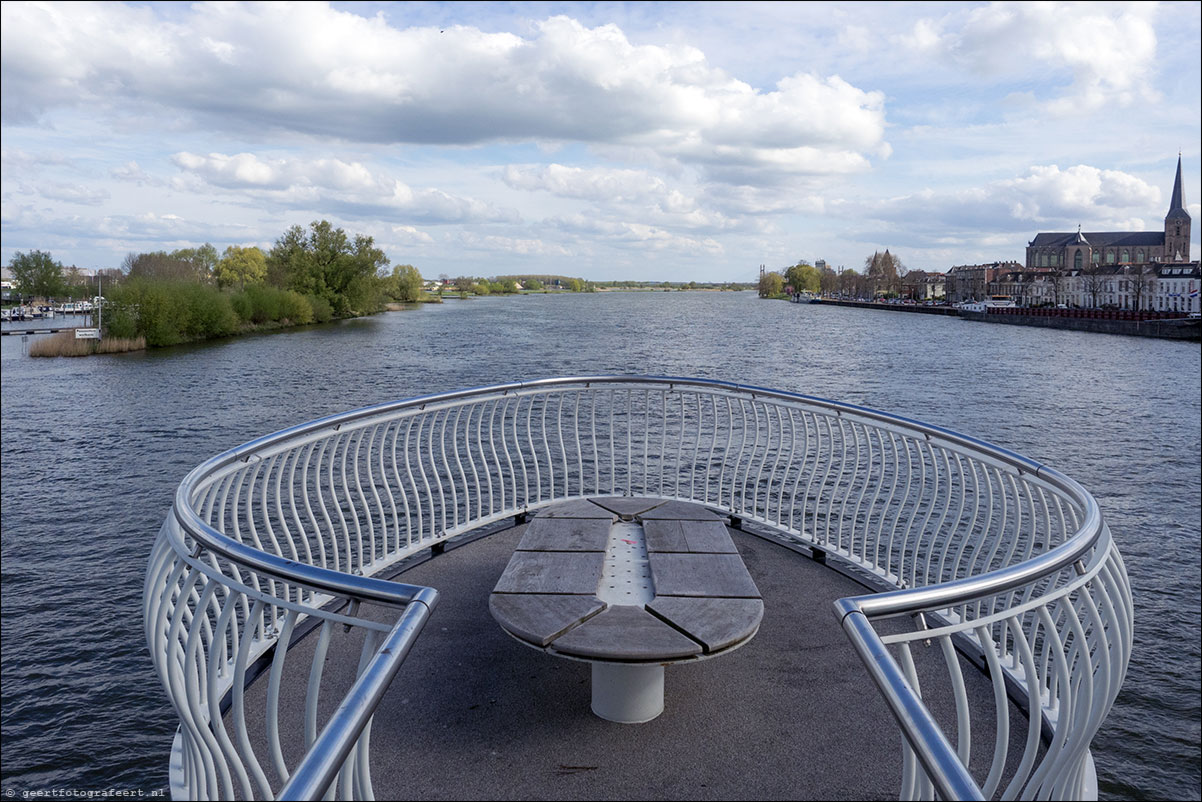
[414,415,435,542]
[434,409,449,537]
[389,418,413,548]
[449,407,466,533]
[403,418,423,546]
[825,417,847,551]
[466,404,484,523]
[349,430,369,574]
[643,389,651,495]
[749,401,765,519]
[847,422,871,562]
[765,404,785,525]
[364,424,389,566]
[266,610,300,784]
[513,396,528,506]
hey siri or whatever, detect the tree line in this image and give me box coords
[758,250,909,299]
[6,220,433,347]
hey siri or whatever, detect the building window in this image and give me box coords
[1106,250,1116,264]
[1074,251,1083,270]
[1136,249,1145,263]
[1121,249,1129,263]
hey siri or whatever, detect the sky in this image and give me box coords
[2,1,1200,284]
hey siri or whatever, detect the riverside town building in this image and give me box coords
[944,156,1198,315]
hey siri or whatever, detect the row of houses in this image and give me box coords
[940,261,1201,314]
[890,156,1199,315]
[881,258,1200,315]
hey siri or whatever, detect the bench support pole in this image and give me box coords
[591,663,665,724]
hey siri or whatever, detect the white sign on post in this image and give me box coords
[75,328,101,340]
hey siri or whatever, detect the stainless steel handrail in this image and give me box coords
[277,599,434,801]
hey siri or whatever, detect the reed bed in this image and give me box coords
[28,332,146,358]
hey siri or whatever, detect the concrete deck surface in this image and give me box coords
[242,508,1031,800]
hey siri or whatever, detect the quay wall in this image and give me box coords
[960,310,1200,341]
[807,299,960,316]
[805,298,1198,341]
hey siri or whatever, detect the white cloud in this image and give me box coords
[110,161,160,186]
[389,225,434,246]
[1,5,888,181]
[501,164,670,203]
[171,151,518,224]
[38,182,109,206]
[458,232,572,257]
[916,2,1159,113]
[855,164,1166,249]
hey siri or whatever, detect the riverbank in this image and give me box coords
[961,309,1200,341]
[808,298,959,316]
[806,298,1199,341]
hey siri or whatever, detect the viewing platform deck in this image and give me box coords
[144,377,1131,801]
[240,509,1030,800]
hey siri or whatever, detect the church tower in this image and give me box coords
[1164,154,1191,262]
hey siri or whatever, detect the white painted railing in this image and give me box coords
[144,376,1131,800]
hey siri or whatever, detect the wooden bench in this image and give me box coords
[489,497,763,723]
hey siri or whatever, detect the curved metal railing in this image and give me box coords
[144,376,1132,800]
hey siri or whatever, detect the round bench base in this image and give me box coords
[591,662,665,723]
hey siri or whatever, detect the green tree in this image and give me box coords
[757,270,784,298]
[172,244,219,281]
[524,278,543,291]
[388,264,423,302]
[215,245,268,289]
[8,250,66,299]
[124,250,206,283]
[267,221,389,316]
[784,262,820,294]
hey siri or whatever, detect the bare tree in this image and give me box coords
[1128,266,1155,311]
[1081,267,1106,309]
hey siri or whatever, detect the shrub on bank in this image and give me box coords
[106,279,238,346]
[231,285,317,325]
[98,276,352,350]
[306,294,333,323]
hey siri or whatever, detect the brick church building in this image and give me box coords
[1024,156,1192,270]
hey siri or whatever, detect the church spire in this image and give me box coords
[1167,153,1188,218]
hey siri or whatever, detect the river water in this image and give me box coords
[1,291,1198,799]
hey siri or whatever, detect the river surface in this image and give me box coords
[2,291,1199,799]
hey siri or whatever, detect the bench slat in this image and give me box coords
[649,553,761,598]
[517,517,611,552]
[490,594,606,647]
[493,551,604,595]
[646,597,764,654]
[550,605,703,660]
[644,520,737,554]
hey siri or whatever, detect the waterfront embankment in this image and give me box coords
[808,298,960,316]
[961,309,1200,341]
[808,298,1200,340]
